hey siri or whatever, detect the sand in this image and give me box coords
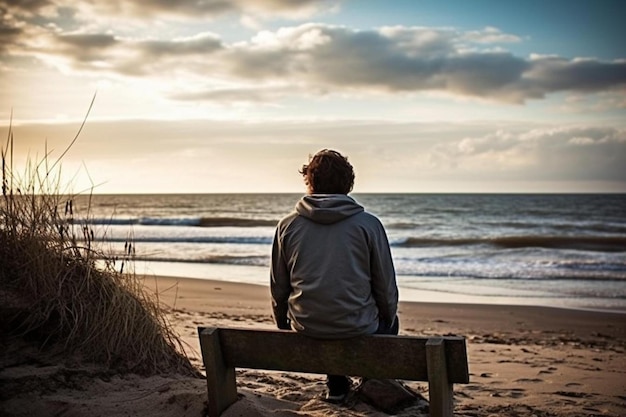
[2,275,625,417]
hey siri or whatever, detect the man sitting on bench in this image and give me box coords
[270,149,400,403]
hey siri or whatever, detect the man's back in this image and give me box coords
[272,194,397,337]
[269,149,399,401]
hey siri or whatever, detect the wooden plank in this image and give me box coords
[220,328,428,380]
[426,337,454,417]
[445,337,470,383]
[202,327,468,383]
[198,328,238,417]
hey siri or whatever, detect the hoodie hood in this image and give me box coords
[296,194,364,225]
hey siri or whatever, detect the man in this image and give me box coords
[270,149,399,403]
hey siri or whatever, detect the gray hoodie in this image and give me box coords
[271,194,398,338]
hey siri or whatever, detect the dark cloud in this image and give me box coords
[121,35,224,76]
[93,0,234,18]
[57,33,117,48]
[0,3,25,54]
[1,0,53,13]
[169,86,291,103]
[26,32,223,75]
[528,57,626,94]
[0,20,22,54]
[51,33,118,64]
[113,0,330,18]
[216,25,626,102]
[227,48,293,79]
[440,53,530,97]
[0,0,333,64]
[4,0,332,19]
[139,35,223,57]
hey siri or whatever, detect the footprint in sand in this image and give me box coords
[514,378,543,383]
[554,391,593,398]
[489,388,526,399]
[538,367,557,375]
[509,389,526,399]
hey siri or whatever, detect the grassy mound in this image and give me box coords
[1,123,196,376]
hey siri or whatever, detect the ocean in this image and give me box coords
[74,193,626,312]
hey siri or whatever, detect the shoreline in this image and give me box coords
[140,270,626,315]
[143,275,626,346]
[134,259,626,313]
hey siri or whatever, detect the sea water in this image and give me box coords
[73,193,626,311]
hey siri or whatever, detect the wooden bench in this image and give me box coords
[198,327,469,417]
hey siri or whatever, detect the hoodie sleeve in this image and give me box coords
[270,226,292,330]
[369,220,399,324]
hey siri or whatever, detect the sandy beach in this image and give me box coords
[2,275,625,417]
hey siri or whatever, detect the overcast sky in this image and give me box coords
[1,0,625,193]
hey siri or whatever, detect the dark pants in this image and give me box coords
[327,316,400,396]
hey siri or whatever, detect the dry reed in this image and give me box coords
[0,107,196,376]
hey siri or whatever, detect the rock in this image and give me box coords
[356,378,428,414]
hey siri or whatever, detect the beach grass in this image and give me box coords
[0,115,196,376]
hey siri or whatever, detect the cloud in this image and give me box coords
[527,56,626,94]
[138,33,223,57]
[1,0,54,14]
[221,24,625,102]
[560,90,626,113]
[53,33,118,63]
[431,126,626,181]
[169,86,294,103]
[462,26,523,44]
[2,0,335,20]
[6,119,624,192]
[20,30,224,76]
[0,4,27,54]
[2,10,626,103]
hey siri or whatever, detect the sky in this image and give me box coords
[1,0,625,193]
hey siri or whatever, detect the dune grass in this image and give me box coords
[0,113,196,376]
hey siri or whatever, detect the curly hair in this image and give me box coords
[300,149,355,194]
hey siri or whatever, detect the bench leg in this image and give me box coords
[199,328,238,417]
[426,337,454,417]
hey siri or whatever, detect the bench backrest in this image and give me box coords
[200,327,469,383]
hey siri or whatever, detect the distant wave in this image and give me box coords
[132,255,269,267]
[394,236,626,252]
[197,217,277,227]
[386,222,419,229]
[120,255,625,281]
[106,235,273,245]
[387,221,626,235]
[85,216,277,227]
[395,268,626,282]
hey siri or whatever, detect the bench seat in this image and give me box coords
[198,327,469,417]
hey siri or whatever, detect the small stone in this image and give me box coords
[357,379,426,414]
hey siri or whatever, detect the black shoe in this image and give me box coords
[324,391,349,404]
